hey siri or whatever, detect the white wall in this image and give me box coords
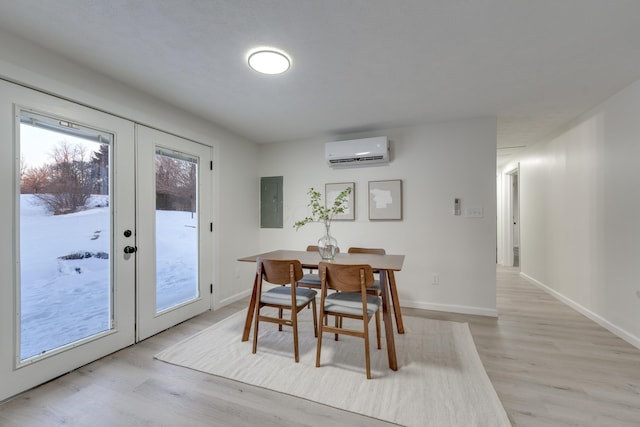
[257,118,498,316]
[1,28,498,321]
[498,78,640,348]
[0,28,260,308]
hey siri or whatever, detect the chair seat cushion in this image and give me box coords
[325,292,381,317]
[261,286,316,307]
[297,273,321,288]
[299,275,379,292]
[367,279,381,292]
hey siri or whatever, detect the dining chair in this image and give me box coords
[252,258,318,363]
[347,247,385,296]
[296,244,339,290]
[315,262,381,379]
[326,247,385,336]
[348,247,405,334]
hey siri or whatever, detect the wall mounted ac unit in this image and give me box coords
[325,136,389,168]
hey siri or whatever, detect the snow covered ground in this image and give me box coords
[19,195,197,360]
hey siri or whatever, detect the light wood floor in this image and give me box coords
[1,266,639,426]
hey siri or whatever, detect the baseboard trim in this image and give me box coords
[218,288,253,308]
[520,272,640,351]
[401,300,498,318]
[221,291,499,318]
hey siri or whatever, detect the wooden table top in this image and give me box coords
[238,249,405,271]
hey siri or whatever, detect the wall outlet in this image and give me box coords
[432,273,439,286]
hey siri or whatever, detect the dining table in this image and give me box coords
[237,249,405,371]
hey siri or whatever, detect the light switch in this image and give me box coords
[465,206,484,218]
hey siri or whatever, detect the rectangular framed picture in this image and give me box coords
[369,179,402,220]
[325,182,355,220]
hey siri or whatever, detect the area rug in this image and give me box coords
[155,308,510,427]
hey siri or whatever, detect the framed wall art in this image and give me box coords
[325,182,355,220]
[368,179,402,220]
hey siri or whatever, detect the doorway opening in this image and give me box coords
[507,167,520,268]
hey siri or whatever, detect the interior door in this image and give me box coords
[0,80,136,401]
[136,125,213,340]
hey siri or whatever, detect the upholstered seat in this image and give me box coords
[296,245,340,290]
[260,285,317,306]
[367,279,381,292]
[297,273,322,289]
[324,292,381,317]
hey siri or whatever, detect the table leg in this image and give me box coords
[242,273,259,341]
[380,270,398,371]
[387,271,405,334]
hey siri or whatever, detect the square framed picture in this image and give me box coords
[369,179,402,220]
[325,182,355,220]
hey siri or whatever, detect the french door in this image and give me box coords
[135,125,212,340]
[0,81,136,401]
[0,81,213,401]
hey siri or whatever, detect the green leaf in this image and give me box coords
[294,186,352,230]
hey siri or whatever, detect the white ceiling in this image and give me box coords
[1,1,640,166]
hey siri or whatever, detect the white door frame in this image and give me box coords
[502,166,520,267]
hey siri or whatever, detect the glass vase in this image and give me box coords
[317,224,338,260]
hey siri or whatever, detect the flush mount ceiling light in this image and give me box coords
[247,48,291,75]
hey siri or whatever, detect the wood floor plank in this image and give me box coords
[1,266,639,426]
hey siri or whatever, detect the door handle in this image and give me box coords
[124,246,137,254]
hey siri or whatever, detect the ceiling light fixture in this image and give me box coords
[247,48,291,75]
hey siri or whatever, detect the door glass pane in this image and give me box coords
[19,112,112,361]
[155,148,199,312]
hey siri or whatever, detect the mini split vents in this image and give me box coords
[325,137,389,168]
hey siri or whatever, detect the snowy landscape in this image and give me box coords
[20,194,197,360]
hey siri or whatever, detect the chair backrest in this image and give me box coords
[257,258,303,285]
[318,262,374,293]
[347,247,386,255]
[307,244,339,253]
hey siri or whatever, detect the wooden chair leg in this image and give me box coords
[292,307,299,363]
[375,310,381,350]
[316,311,324,368]
[278,308,283,331]
[311,298,318,338]
[252,305,260,354]
[363,315,371,379]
